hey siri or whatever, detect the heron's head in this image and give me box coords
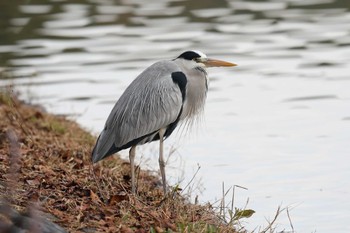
[176,50,237,70]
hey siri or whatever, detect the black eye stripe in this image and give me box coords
[177,51,201,60]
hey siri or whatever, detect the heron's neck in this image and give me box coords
[181,67,208,120]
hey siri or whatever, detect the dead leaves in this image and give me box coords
[90,189,103,204]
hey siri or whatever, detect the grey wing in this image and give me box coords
[92,61,183,162]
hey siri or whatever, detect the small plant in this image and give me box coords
[0,89,14,106]
[216,183,255,230]
[228,208,255,224]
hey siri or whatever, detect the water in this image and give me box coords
[1,0,350,232]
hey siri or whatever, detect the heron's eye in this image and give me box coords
[194,58,201,63]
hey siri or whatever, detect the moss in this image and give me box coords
[0,90,14,106]
[44,120,67,134]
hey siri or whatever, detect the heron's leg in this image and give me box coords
[129,146,136,194]
[158,128,167,194]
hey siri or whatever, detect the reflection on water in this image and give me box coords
[1,0,350,232]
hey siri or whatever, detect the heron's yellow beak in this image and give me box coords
[203,58,237,67]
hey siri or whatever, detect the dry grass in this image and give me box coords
[0,90,244,232]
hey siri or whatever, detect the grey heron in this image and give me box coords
[92,50,236,194]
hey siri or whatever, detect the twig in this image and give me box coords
[6,129,21,199]
[230,184,248,218]
[180,163,201,194]
[287,207,294,232]
[4,91,32,136]
[261,206,282,233]
[91,163,107,203]
[221,182,225,219]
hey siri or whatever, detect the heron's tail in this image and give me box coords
[91,131,119,163]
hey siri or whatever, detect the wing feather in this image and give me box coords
[92,61,183,162]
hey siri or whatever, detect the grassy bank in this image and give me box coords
[0,90,246,232]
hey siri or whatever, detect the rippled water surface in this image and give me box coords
[1,0,350,232]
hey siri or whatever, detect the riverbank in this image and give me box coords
[0,91,246,232]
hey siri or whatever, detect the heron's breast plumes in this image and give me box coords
[180,68,208,126]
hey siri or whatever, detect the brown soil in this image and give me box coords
[0,91,241,232]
